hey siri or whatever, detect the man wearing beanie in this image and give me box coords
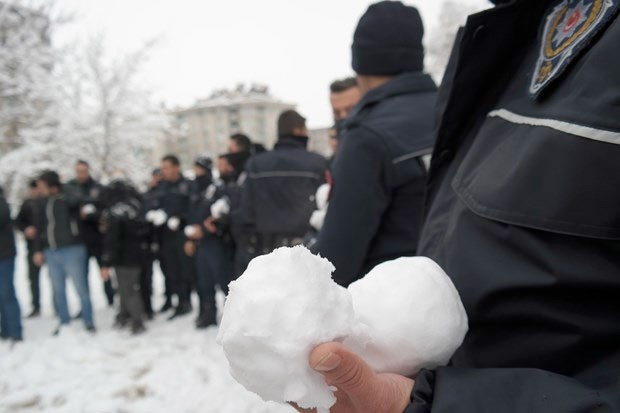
[237,110,328,267]
[313,1,437,286]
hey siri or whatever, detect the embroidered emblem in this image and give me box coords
[530,0,619,98]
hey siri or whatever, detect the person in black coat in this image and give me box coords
[303,1,620,412]
[140,168,163,318]
[67,160,114,306]
[15,180,42,317]
[0,186,23,343]
[100,180,149,334]
[312,1,437,287]
[238,110,328,264]
[185,154,240,328]
[147,155,194,320]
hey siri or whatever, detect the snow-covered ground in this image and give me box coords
[0,238,294,413]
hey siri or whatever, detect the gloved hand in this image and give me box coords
[81,203,97,217]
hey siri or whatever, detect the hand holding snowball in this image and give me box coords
[292,342,414,413]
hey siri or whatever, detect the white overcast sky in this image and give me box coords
[54,0,490,128]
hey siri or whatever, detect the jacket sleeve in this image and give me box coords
[15,201,31,231]
[0,197,11,228]
[100,215,119,267]
[406,368,620,412]
[238,162,257,231]
[312,127,390,286]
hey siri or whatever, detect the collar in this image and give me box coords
[275,135,309,150]
[349,71,437,119]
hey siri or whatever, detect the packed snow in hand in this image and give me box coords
[210,197,230,219]
[218,247,468,411]
[217,246,359,412]
[345,257,468,376]
[309,183,330,231]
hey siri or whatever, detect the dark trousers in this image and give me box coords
[116,266,144,326]
[160,230,194,304]
[27,249,41,310]
[139,259,154,315]
[196,237,233,308]
[0,256,22,340]
[84,251,114,305]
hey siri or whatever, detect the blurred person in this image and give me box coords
[228,133,253,154]
[313,1,437,286]
[148,155,194,320]
[0,186,23,343]
[100,180,149,334]
[238,110,328,265]
[139,168,164,319]
[67,160,113,306]
[33,171,95,335]
[15,180,42,317]
[184,154,241,328]
[328,77,362,161]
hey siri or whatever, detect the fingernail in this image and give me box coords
[313,352,342,372]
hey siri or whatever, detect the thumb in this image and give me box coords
[310,342,379,405]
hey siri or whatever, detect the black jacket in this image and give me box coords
[67,178,105,254]
[313,72,437,286]
[34,187,84,252]
[158,177,192,228]
[0,193,16,261]
[408,1,620,411]
[240,136,328,239]
[15,197,39,250]
[101,197,150,268]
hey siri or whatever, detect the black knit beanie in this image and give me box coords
[352,1,425,75]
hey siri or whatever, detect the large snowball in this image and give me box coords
[345,257,468,376]
[216,246,356,411]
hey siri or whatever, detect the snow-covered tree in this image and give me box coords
[0,4,167,204]
[54,36,167,186]
[425,0,489,82]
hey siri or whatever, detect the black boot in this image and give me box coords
[131,321,146,335]
[26,308,40,318]
[158,297,173,313]
[195,302,217,329]
[167,300,192,321]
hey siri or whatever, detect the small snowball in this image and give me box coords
[149,209,167,227]
[345,257,468,376]
[184,226,197,238]
[210,197,230,219]
[217,246,356,411]
[167,216,180,231]
[315,183,330,210]
[309,209,326,231]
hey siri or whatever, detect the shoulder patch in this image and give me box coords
[530,0,619,98]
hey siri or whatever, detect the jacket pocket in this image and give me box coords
[451,109,620,239]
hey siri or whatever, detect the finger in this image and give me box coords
[309,342,379,407]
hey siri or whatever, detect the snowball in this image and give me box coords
[309,209,326,231]
[315,183,330,210]
[184,225,197,238]
[167,216,180,231]
[210,197,230,219]
[81,203,96,216]
[149,209,167,227]
[344,257,468,376]
[217,246,357,412]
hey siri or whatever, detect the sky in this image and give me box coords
[54,0,489,128]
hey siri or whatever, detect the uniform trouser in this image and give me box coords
[116,266,144,326]
[45,244,93,327]
[27,249,41,310]
[84,251,114,305]
[139,259,154,314]
[0,256,22,340]
[160,230,194,304]
[195,237,233,308]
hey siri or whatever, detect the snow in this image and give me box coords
[0,237,295,413]
[217,246,359,412]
